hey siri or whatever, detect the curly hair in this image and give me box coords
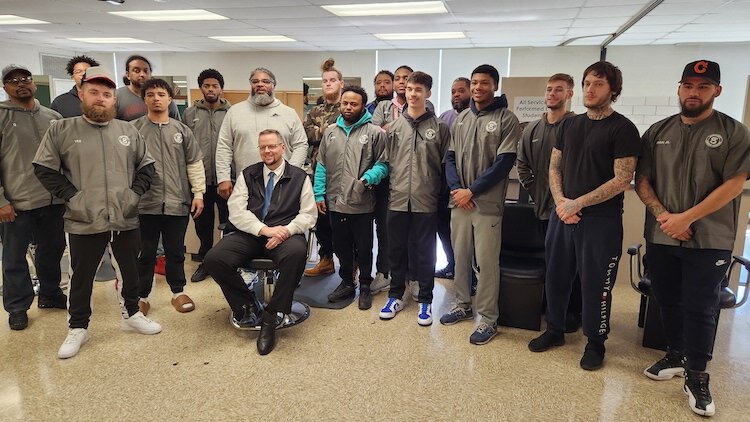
[66,55,99,76]
[198,68,224,88]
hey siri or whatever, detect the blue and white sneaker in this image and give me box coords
[379,298,404,320]
[417,303,432,326]
[469,322,498,345]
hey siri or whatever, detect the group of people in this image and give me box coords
[1,52,746,417]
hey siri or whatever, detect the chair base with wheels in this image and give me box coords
[231,257,310,331]
[627,243,749,351]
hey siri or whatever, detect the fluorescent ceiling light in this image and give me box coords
[210,35,296,43]
[110,9,228,22]
[0,15,49,25]
[375,32,465,40]
[322,1,447,17]
[69,37,152,44]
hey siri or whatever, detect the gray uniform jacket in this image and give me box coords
[318,122,387,214]
[132,117,202,216]
[384,111,450,213]
[0,100,63,211]
[516,111,575,220]
[372,99,435,128]
[637,111,750,250]
[116,86,180,121]
[33,117,155,235]
[182,99,231,186]
[451,104,521,215]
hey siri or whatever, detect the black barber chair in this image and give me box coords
[231,258,311,331]
[627,243,749,351]
[497,201,547,331]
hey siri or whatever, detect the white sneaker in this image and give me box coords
[379,298,404,320]
[121,311,162,335]
[417,303,432,326]
[371,272,390,293]
[58,328,90,359]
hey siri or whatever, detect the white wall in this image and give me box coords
[0,42,78,74]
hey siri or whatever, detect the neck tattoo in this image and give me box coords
[586,106,613,120]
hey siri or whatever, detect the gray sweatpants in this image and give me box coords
[451,207,502,325]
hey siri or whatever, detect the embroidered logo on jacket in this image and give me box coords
[359,134,369,144]
[425,129,436,140]
[486,121,498,133]
[173,133,183,144]
[705,134,723,148]
[118,135,131,146]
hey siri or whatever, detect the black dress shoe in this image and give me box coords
[9,311,28,330]
[38,293,67,309]
[358,285,372,310]
[190,263,209,282]
[328,281,356,302]
[257,321,277,355]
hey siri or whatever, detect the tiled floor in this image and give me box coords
[2,254,749,421]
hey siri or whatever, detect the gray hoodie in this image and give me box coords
[216,97,308,183]
[0,100,63,211]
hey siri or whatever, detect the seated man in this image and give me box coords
[204,129,316,355]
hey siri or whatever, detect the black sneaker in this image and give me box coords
[191,263,209,282]
[434,267,454,279]
[644,349,687,381]
[328,281,356,302]
[38,293,67,309]
[358,285,372,310]
[528,331,565,352]
[9,311,28,330]
[580,341,605,371]
[684,370,715,416]
[231,303,263,329]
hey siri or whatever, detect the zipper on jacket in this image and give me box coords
[29,109,56,206]
[158,123,166,213]
[98,127,111,223]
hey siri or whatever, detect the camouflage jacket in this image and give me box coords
[303,101,340,170]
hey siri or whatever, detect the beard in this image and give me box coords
[680,97,713,118]
[82,102,116,123]
[251,91,274,106]
[452,98,469,112]
[375,93,392,102]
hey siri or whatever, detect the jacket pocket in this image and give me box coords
[123,189,141,219]
[349,179,367,205]
[65,191,91,223]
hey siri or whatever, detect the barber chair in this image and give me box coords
[627,243,750,351]
[231,258,310,331]
[497,201,547,331]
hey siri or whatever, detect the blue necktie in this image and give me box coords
[262,172,275,219]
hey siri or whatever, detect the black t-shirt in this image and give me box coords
[555,111,641,216]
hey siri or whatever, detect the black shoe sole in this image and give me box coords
[528,337,565,352]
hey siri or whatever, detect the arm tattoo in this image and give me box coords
[577,157,637,208]
[635,175,667,217]
[548,148,564,204]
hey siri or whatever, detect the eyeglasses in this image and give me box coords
[3,76,33,86]
[250,79,274,85]
[258,143,282,151]
[72,69,87,75]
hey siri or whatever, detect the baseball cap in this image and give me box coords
[680,60,720,85]
[81,66,116,88]
[2,64,32,82]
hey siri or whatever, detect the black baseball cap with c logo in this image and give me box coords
[680,60,720,85]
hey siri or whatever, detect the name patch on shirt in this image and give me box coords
[531,138,540,143]
[655,139,670,145]
[705,134,723,148]
[118,135,131,147]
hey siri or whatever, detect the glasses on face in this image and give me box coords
[4,76,33,86]
[250,79,273,85]
[258,143,282,151]
[72,69,87,75]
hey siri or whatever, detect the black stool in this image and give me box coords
[627,243,749,351]
[230,257,310,331]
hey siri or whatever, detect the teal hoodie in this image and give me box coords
[314,110,389,201]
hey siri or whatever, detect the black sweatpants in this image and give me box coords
[539,218,582,319]
[137,214,189,297]
[68,230,140,329]
[329,211,374,286]
[388,210,437,303]
[374,179,390,276]
[193,185,228,259]
[315,196,334,258]
[544,213,622,342]
[646,243,729,371]
[204,231,307,316]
